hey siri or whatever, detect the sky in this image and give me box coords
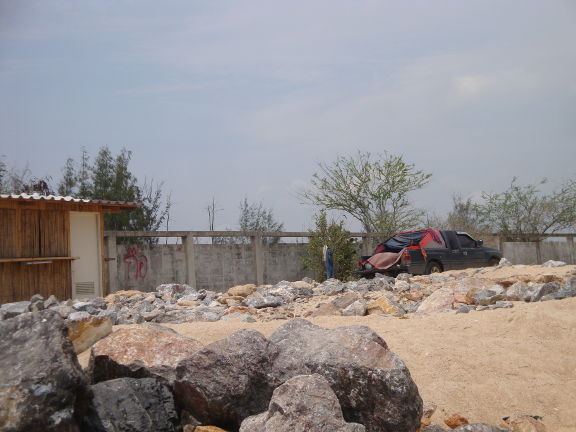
[1,1,575,233]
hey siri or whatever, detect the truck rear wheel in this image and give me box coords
[489,258,500,266]
[426,262,442,275]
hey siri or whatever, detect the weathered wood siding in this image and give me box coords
[0,202,72,303]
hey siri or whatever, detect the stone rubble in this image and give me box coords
[0,264,573,431]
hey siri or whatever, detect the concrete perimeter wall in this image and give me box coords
[502,240,575,266]
[106,242,314,293]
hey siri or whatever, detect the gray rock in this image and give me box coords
[499,258,513,267]
[68,311,91,322]
[505,282,528,301]
[81,377,181,432]
[396,273,412,282]
[242,314,257,323]
[531,281,561,302]
[136,300,154,313]
[97,309,119,325]
[241,296,283,309]
[174,329,280,430]
[341,299,368,316]
[178,293,203,302]
[73,301,104,315]
[542,260,566,268]
[0,301,31,319]
[44,295,60,309]
[394,280,411,292]
[239,374,365,432]
[474,290,496,305]
[28,298,45,312]
[320,278,345,295]
[0,310,92,432]
[456,305,476,314]
[152,311,196,324]
[269,319,422,432]
[29,294,44,302]
[402,302,421,314]
[476,306,490,311]
[551,276,576,299]
[374,273,396,284]
[156,283,189,297]
[540,295,555,301]
[53,304,76,319]
[452,424,508,432]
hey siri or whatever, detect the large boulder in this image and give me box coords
[239,374,365,432]
[80,377,181,432]
[269,319,423,432]
[89,323,203,386]
[0,310,92,432]
[174,329,280,431]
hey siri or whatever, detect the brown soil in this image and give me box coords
[78,265,576,431]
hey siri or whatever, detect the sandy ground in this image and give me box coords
[78,265,576,431]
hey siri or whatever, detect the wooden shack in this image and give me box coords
[0,193,138,304]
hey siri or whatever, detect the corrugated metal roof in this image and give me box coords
[0,193,140,207]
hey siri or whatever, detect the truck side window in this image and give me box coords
[444,231,458,250]
[457,234,476,248]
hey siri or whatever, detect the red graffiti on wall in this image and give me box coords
[124,246,148,280]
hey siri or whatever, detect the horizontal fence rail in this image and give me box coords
[103,231,575,293]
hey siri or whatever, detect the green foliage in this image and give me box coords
[301,210,358,282]
[56,146,172,243]
[473,177,576,241]
[237,197,284,244]
[293,150,432,242]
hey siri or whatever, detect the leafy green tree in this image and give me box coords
[473,177,576,241]
[292,150,432,241]
[301,210,357,282]
[56,146,172,243]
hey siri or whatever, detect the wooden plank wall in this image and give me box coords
[0,202,72,303]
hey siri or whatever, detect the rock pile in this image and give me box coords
[2,264,575,331]
[1,310,424,431]
[0,261,572,431]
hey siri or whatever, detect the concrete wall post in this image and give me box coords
[182,234,197,288]
[568,235,575,265]
[361,235,372,256]
[106,233,117,294]
[535,241,542,265]
[251,235,264,286]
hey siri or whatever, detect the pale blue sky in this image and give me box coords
[1,1,575,232]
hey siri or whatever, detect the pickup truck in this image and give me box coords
[356,229,503,277]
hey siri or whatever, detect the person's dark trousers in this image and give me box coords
[326,247,334,279]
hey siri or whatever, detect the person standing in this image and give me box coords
[325,246,334,279]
